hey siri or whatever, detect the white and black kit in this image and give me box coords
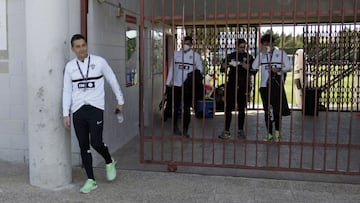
[63,54,124,180]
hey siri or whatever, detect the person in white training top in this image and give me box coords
[252,33,291,142]
[62,34,124,194]
[166,36,203,137]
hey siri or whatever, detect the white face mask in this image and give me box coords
[183,44,191,51]
[266,46,271,53]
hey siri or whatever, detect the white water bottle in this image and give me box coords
[115,109,124,123]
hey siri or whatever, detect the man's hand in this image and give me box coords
[166,80,173,86]
[271,67,282,73]
[116,104,124,112]
[241,63,250,70]
[63,116,71,129]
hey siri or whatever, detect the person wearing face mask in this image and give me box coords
[166,36,204,137]
[218,39,256,140]
[252,33,291,142]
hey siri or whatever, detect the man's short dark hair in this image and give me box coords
[184,36,193,43]
[236,38,247,45]
[71,34,87,47]
[260,34,275,44]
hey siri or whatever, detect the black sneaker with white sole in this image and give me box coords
[218,131,231,139]
[237,130,246,139]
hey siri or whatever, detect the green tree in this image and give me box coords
[262,29,303,54]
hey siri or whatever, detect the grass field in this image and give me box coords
[207,63,357,109]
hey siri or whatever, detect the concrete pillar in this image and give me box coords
[26,0,72,189]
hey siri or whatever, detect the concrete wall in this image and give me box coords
[0,0,80,164]
[0,0,27,162]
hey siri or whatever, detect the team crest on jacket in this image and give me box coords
[90,64,96,69]
[189,55,193,60]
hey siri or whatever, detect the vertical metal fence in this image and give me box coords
[139,0,360,177]
[304,25,360,112]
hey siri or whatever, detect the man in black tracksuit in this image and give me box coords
[218,39,256,139]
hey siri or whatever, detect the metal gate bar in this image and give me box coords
[139,0,360,177]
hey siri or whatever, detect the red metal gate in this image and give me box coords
[139,0,360,177]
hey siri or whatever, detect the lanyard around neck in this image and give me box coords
[76,56,91,81]
[266,50,273,65]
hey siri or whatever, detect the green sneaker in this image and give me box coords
[80,179,97,194]
[106,159,117,181]
[263,133,273,141]
[274,131,281,142]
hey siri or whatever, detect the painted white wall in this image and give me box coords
[86,0,140,165]
[0,0,27,163]
[0,0,7,50]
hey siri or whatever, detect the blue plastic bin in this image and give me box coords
[196,100,214,118]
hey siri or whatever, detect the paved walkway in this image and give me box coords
[0,160,359,203]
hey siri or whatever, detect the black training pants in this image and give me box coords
[73,105,112,180]
[259,87,280,134]
[224,84,247,132]
[172,86,192,131]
